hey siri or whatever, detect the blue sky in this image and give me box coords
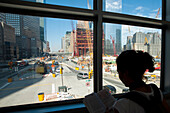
[44,0,161,51]
[45,0,92,51]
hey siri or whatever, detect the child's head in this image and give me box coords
[116,50,155,81]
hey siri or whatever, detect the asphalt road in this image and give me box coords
[1,59,157,108]
[0,61,94,107]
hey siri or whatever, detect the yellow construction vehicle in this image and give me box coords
[36,62,47,74]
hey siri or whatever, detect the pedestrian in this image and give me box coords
[109,50,170,113]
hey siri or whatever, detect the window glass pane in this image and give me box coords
[0,12,93,107]
[21,0,93,10]
[103,23,161,94]
[103,0,162,20]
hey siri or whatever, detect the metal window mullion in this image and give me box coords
[103,11,163,29]
[93,0,103,93]
[0,0,94,21]
[160,0,166,91]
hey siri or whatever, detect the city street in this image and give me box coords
[0,60,94,107]
[0,59,161,107]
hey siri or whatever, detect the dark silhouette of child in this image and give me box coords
[110,50,170,113]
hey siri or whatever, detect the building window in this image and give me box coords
[103,23,161,94]
[0,0,169,111]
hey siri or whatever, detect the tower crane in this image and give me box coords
[155,8,160,18]
[144,35,153,54]
[110,35,117,57]
[128,25,135,50]
[87,0,91,9]
[84,0,92,58]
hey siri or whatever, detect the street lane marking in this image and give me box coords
[43,73,50,77]
[0,83,10,89]
[52,83,55,93]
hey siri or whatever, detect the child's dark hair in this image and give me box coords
[116,50,155,80]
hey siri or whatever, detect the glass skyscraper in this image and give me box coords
[3,0,47,59]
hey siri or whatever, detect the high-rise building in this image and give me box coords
[76,20,93,56]
[65,31,71,52]
[128,32,161,57]
[0,22,18,61]
[5,14,24,59]
[0,14,6,61]
[68,30,76,53]
[103,0,122,56]
[23,15,41,57]
[61,31,71,53]
[5,13,41,58]
[61,37,65,52]
[125,36,133,50]
[46,41,50,52]
[116,29,121,54]
[4,0,47,58]
[40,17,47,54]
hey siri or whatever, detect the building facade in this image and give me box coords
[0,22,18,61]
[64,31,71,52]
[46,41,50,52]
[76,20,93,56]
[125,32,161,57]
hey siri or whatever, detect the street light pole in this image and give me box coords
[61,56,64,86]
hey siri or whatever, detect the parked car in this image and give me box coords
[56,68,60,73]
[122,88,130,93]
[103,85,116,95]
[18,60,29,66]
[54,61,59,65]
[65,59,69,61]
[77,72,88,79]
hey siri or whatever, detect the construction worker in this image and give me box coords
[88,72,91,79]
[52,60,55,65]
[51,64,55,73]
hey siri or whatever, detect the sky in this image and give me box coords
[43,0,162,51]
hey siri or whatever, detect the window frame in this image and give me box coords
[0,0,168,111]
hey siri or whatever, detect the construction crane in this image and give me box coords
[87,0,91,9]
[71,21,76,57]
[155,8,160,18]
[84,0,92,58]
[127,25,136,50]
[144,35,153,54]
[128,25,131,36]
[110,35,117,57]
[144,36,152,46]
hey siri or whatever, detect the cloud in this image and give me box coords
[135,6,143,11]
[136,13,144,17]
[148,13,161,20]
[153,8,160,12]
[149,13,156,18]
[106,0,122,11]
